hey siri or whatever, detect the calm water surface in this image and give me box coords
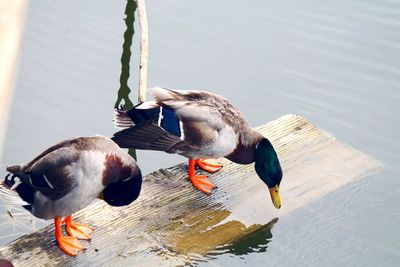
[1,0,400,266]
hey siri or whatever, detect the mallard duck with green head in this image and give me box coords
[112,87,282,209]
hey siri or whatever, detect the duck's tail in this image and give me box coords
[113,102,161,129]
[113,109,135,129]
[113,95,184,140]
[0,170,30,207]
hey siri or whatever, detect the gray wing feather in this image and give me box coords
[24,147,79,200]
[112,122,184,153]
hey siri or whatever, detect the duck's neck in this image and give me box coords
[225,129,264,164]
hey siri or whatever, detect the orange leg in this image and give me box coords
[65,215,93,240]
[195,159,223,173]
[188,158,216,194]
[54,217,84,256]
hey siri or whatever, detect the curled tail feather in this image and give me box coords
[113,104,161,129]
[0,174,29,207]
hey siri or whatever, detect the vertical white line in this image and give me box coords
[157,106,163,127]
[179,120,185,140]
[136,0,148,104]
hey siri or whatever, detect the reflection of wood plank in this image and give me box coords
[0,115,381,266]
[0,0,27,162]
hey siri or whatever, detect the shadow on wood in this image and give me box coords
[0,115,381,266]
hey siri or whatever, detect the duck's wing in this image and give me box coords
[21,139,79,171]
[112,121,191,153]
[17,145,80,201]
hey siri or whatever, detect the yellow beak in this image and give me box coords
[269,185,281,209]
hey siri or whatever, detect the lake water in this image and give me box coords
[1,0,400,266]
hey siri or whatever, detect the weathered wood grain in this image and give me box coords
[0,115,381,266]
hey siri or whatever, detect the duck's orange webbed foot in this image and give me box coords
[65,216,93,240]
[188,159,216,194]
[55,217,85,256]
[189,173,216,193]
[195,159,223,173]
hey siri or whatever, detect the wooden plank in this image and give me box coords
[0,0,27,162]
[0,115,381,266]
